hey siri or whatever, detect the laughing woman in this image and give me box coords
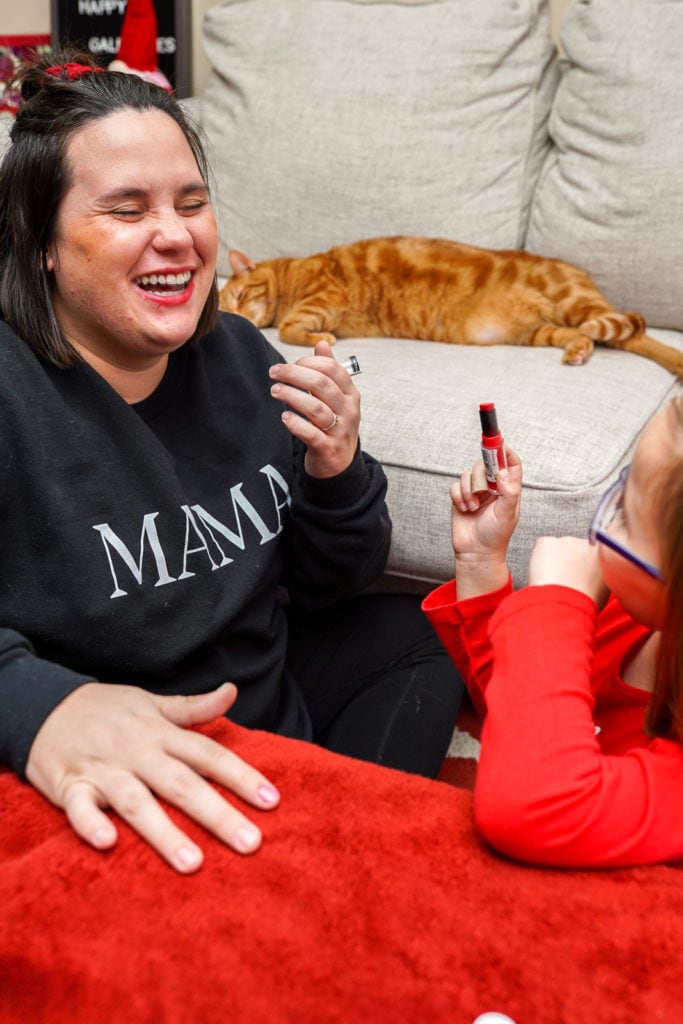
[0,52,463,873]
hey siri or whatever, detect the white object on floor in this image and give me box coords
[472,1014,518,1024]
[446,726,481,760]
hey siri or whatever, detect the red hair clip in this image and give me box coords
[45,63,106,81]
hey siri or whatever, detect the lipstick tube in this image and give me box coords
[340,355,361,376]
[479,402,507,492]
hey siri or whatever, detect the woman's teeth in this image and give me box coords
[137,271,192,292]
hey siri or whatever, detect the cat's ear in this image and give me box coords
[229,250,257,276]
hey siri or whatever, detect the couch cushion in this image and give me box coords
[197,0,558,277]
[526,0,683,331]
[270,329,683,588]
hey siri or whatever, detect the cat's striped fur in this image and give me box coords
[220,236,683,375]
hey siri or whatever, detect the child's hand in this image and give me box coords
[528,536,610,608]
[450,447,522,600]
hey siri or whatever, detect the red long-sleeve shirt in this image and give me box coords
[423,579,683,867]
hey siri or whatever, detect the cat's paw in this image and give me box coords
[309,332,337,346]
[278,326,337,347]
[562,337,594,365]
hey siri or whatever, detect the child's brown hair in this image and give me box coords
[647,398,683,740]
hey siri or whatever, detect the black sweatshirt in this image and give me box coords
[0,313,391,776]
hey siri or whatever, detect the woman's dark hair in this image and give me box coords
[0,49,218,367]
[646,399,683,741]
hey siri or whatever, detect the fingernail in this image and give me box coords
[91,825,116,849]
[269,364,281,377]
[257,784,280,806]
[234,824,261,853]
[174,844,202,872]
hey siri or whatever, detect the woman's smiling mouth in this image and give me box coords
[136,270,193,294]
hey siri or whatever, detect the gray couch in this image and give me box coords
[186,0,682,590]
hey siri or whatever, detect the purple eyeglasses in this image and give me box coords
[588,465,664,582]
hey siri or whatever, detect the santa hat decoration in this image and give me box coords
[108,0,172,92]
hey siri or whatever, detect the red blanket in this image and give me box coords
[2,719,682,1023]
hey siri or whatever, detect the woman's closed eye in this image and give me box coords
[111,207,144,220]
[111,202,208,220]
[178,200,209,216]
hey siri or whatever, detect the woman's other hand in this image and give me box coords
[25,682,280,873]
[450,449,522,600]
[269,340,360,478]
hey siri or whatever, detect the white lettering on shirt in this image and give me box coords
[93,512,176,599]
[92,465,291,599]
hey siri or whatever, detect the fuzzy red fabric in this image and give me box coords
[2,719,682,1023]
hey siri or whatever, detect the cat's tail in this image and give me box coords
[605,332,683,378]
[580,311,683,377]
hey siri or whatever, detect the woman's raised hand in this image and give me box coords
[269,340,361,479]
[26,682,280,873]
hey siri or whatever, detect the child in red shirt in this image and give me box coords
[423,396,683,867]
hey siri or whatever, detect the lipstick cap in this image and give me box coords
[479,402,499,437]
[340,355,361,376]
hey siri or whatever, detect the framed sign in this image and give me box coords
[50,1,192,98]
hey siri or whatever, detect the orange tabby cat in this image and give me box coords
[219,236,683,375]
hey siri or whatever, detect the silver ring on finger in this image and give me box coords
[322,413,338,431]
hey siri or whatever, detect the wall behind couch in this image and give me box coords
[8,0,572,96]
